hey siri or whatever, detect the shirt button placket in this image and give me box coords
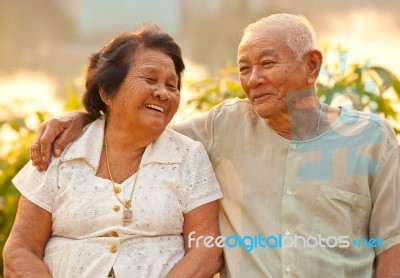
[109,246,118,254]
[111,231,118,237]
[283,142,298,277]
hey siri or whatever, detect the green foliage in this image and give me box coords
[185,65,245,111]
[64,82,84,111]
[0,83,83,276]
[317,47,400,132]
[0,115,39,276]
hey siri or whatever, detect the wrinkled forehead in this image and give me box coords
[237,26,287,61]
[239,25,285,49]
[132,48,177,75]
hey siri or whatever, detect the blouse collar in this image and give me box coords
[61,116,181,170]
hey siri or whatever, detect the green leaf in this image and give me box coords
[371,66,394,92]
[9,119,25,132]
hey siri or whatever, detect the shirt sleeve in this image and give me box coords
[369,122,400,255]
[182,141,223,213]
[12,158,60,213]
[172,107,217,156]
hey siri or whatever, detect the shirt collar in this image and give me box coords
[61,117,181,170]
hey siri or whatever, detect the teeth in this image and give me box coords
[145,104,164,112]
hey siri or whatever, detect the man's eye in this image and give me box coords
[239,66,250,73]
[262,60,274,67]
[145,77,156,83]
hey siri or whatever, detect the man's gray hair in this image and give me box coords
[242,14,316,61]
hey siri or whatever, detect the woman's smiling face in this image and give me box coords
[107,47,180,131]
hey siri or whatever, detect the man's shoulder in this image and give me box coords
[210,98,255,121]
[339,106,398,147]
[164,128,205,150]
[214,98,249,112]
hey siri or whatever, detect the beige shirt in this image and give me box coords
[174,98,400,278]
[13,117,223,278]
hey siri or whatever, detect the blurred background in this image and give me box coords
[1,0,400,114]
[1,0,400,275]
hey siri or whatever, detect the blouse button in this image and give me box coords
[113,205,120,212]
[114,187,121,194]
[111,231,118,237]
[110,246,118,253]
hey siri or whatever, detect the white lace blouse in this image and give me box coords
[13,117,223,278]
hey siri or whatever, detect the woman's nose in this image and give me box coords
[152,86,171,101]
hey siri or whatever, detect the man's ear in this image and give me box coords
[306,49,323,85]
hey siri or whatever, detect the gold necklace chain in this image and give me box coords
[315,103,322,137]
[104,136,140,222]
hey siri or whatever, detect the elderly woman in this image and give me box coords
[3,25,223,278]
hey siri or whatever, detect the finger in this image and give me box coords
[31,127,45,170]
[53,131,73,157]
[40,124,60,164]
[53,119,83,156]
[31,142,42,170]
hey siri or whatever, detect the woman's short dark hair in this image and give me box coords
[83,24,185,119]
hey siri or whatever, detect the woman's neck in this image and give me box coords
[103,118,164,169]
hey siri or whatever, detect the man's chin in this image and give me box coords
[251,105,275,119]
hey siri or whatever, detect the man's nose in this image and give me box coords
[247,67,265,88]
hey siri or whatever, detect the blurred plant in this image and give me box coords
[0,83,83,276]
[184,64,245,111]
[185,49,400,133]
[0,110,44,277]
[318,45,400,132]
[64,81,84,111]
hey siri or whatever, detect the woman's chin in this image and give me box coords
[143,119,168,132]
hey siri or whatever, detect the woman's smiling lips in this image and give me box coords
[145,104,165,113]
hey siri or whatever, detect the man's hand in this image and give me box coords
[31,111,92,171]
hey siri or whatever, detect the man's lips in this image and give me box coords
[251,93,273,102]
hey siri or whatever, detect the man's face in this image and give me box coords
[237,26,309,119]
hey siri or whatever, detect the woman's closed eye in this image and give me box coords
[167,83,177,91]
[144,77,157,84]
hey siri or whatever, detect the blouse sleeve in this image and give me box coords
[182,141,223,214]
[12,158,60,213]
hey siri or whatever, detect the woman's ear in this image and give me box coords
[99,88,111,104]
[306,49,323,85]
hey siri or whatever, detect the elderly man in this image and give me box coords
[30,14,399,277]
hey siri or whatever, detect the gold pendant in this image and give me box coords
[122,209,133,222]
